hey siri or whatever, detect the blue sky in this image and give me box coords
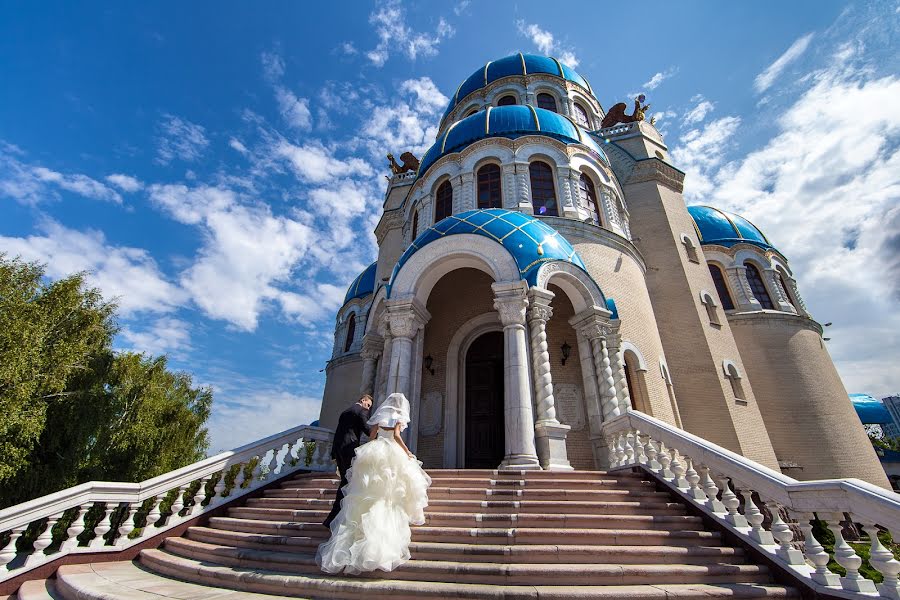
[2,1,898,453]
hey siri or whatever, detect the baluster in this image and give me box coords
[683,457,705,500]
[190,477,210,515]
[764,501,804,565]
[633,431,648,465]
[715,474,748,527]
[320,441,333,469]
[796,512,839,586]
[669,448,687,489]
[63,505,89,550]
[90,505,115,548]
[615,434,627,467]
[735,485,772,544]
[0,526,26,572]
[252,455,265,481]
[212,470,227,502]
[698,465,726,513]
[623,431,635,465]
[233,463,247,490]
[169,485,188,520]
[282,441,295,473]
[117,503,140,543]
[657,441,673,479]
[29,514,61,561]
[825,513,876,592]
[267,444,281,478]
[141,496,162,538]
[645,437,660,472]
[858,521,900,599]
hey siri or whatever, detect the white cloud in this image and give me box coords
[156,114,209,164]
[119,317,192,357]
[643,68,677,90]
[754,33,814,93]
[274,140,374,184]
[670,116,742,200]
[206,390,322,453]
[683,95,716,125]
[453,0,470,16]
[340,42,358,56]
[515,20,579,67]
[366,0,454,67]
[399,77,449,113]
[274,86,312,130]
[105,173,143,192]
[260,50,285,82]
[1,145,122,204]
[229,138,248,155]
[0,220,184,315]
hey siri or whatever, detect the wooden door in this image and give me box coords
[465,331,505,468]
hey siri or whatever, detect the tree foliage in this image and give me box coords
[0,255,211,508]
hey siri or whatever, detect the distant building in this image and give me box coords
[883,395,900,438]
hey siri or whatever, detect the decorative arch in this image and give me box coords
[707,262,735,311]
[534,261,605,315]
[744,261,774,309]
[389,234,520,305]
[622,346,650,414]
[573,101,590,128]
[536,92,558,113]
[679,233,700,263]
[722,359,746,401]
[699,289,721,326]
[343,313,357,353]
[497,94,518,106]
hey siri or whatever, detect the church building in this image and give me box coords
[318,53,886,488]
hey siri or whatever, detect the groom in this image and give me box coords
[323,394,373,528]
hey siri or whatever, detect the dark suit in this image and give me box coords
[324,402,370,527]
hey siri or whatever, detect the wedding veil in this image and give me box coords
[366,393,410,432]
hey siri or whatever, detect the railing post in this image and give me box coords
[141,496,162,538]
[825,513,876,593]
[190,477,210,515]
[90,505,115,549]
[0,526,25,573]
[669,448,688,490]
[170,485,188,520]
[645,436,660,473]
[657,441,673,479]
[63,505,89,551]
[623,431,635,465]
[858,521,900,599]
[735,485,772,544]
[765,501,804,565]
[715,474,748,528]
[633,431,648,465]
[796,512,840,586]
[28,514,61,565]
[698,465,726,513]
[117,503,139,545]
[683,457,705,501]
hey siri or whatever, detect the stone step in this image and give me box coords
[210,511,706,533]
[187,525,743,564]
[156,538,774,586]
[281,474,655,489]
[234,497,687,516]
[14,580,61,600]
[264,486,673,501]
[409,526,722,546]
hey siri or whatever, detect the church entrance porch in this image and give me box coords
[464,331,505,468]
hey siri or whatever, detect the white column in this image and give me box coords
[607,332,630,414]
[514,162,533,214]
[458,172,474,211]
[385,300,430,399]
[572,313,620,423]
[493,281,541,470]
[557,166,580,219]
[726,265,759,310]
[359,334,383,397]
[501,164,517,209]
[528,288,572,471]
[764,267,796,313]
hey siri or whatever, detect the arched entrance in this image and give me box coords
[464,331,505,468]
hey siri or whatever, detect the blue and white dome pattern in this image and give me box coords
[418,105,608,181]
[442,53,594,124]
[388,208,595,296]
[343,261,377,304]
[687,206,776,252]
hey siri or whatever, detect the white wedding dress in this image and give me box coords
[316,394,432,575]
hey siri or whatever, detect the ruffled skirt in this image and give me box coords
[315,436,432,574]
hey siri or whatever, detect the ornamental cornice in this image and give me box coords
[625,158,685,193]
[375,208,405,244]
[725,310,824,336]
[539,216,647,274]
[697,241,789,264]
[568,306,617,340]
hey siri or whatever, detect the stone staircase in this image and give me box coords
[14,469,800,599]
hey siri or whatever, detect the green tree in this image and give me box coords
[0,255,212,508]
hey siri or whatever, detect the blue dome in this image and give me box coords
[687,206,775,251]
[442,53,594,124]
[343,261,377,304]
[418,105,608,181]
[387,208,596,297]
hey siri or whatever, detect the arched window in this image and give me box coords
[476,164,502,209]
[435,181,453,223]
[578,173,602,226]
[680,234,700,263]
[708,264,735,310]
[574,103,590,128]
[745,263,774,309]
[624,351,650,414]
[537,93,557,112]
[700,291,721,326]
[529,161,557,216]
[777,270,796,308]
[344,314,356,353]
[497,95,517,106]
[411,210,419,240]
[724,361,745,401]
[465,108,479,117]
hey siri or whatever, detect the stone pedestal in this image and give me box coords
[535,421,574,471]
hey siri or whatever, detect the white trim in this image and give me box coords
[620,341,648,372]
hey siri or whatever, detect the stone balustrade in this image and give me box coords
[602,410,900,599]
[0,424,334,583]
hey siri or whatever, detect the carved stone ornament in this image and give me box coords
[553,383,586,431]
[419,391,443,436]
[536,262,563,289]
[387,152,420,174]
[494,295,528,326]
[528,304,553,323]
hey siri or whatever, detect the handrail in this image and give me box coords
[602,411,900,599]
[0,423,335,582]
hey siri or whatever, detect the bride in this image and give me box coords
[316,393,432,574]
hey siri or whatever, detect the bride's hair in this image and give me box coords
[366,393,410,432]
